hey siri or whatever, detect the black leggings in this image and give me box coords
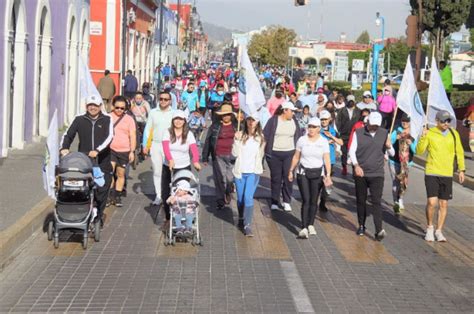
[266,150,295,205]
[297,174,323,228]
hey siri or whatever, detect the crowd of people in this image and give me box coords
[60,61,468,243]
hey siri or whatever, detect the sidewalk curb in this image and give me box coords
[413,155,474,190]
[0,197,54,271]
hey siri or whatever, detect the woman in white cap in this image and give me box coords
[288,117,332,239]
[263,102,302,212]
[161,110,201,226]
[232,115,265,237]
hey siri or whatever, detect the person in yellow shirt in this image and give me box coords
[416,110,465,242]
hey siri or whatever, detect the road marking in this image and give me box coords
[234,200,291,260]
[280,261,315,313]
[319,201,398,265]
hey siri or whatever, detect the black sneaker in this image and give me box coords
[375,229,386,241]
[319,204,329,212]
[244,226,254,237]
[356,225,365,236]
[115,196,123,207]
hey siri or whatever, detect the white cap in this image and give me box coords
[363,91,373,98]
[368,111,382,126]
[176,180,191,191]
[281,101,297,111]
[346,95,356,102]
[86,95,102,106]
[230,86,237,92]
[308,117,321,127]
[172,110,187,120]
[246,113,260,122]
[319,110,331,120]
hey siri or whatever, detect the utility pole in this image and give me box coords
[121,0,128,94]
[157,0,164,92]
[175,0,181,73]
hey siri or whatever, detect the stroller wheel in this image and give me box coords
[82,232,88,249]
[53,235,59,248]
[47,221,54,241]
[94,220,101,242]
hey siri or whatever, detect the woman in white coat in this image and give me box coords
[232,115,265,237]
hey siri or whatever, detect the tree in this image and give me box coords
[410,0,472,61]
[348,50,371,71]
[247,26,297,66]
[355,30,370,44]
[470,28,474,48]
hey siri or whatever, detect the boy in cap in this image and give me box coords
[416,110,465,242]
[349,112,394,240]
[356,91,377,111]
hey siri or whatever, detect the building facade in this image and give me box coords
[0,0,90,157]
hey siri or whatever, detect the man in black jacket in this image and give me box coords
[335,95,360,175]
[60,95,114,226]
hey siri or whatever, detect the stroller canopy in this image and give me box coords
[58,152,93,179]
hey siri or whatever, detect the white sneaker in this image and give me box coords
[152,197,162,206]
[398,199,405,210]
[298,228,309,239]
[425,225,435,242]
[271,204,280,211]
[308,225,317,235]
[435,229,447,242]
[283,202,292,212]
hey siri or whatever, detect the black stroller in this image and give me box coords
[47,152,100,249]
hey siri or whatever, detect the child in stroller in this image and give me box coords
[166,180,198,237]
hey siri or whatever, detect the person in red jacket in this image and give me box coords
[347,108,371,153]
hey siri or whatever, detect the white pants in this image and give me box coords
[151,142,164,199]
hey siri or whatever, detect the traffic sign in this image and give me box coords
[352,59,364,72]
[289,47,298,57]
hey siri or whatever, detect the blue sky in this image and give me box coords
[193,0,412,41]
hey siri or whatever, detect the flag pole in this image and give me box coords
[389,106,398,134]
[237,108,242,132]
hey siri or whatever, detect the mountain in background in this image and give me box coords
[202,21,237,44]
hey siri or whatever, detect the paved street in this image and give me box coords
[0,156,473,313]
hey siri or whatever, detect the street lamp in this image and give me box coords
[371,12,385,98]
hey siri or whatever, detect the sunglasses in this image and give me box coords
[440,119,451,124]
[308,125,320,128]
[114,107,126,110]
[159,97,171,101]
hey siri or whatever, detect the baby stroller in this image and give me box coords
[164,169,203,246]
[47,152,100,249]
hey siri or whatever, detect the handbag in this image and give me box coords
[302,166,322,179]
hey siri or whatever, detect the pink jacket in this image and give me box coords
[377,95,397,114]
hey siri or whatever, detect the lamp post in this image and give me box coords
[371,12,385,98]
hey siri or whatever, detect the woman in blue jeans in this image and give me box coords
[232,115,265,237]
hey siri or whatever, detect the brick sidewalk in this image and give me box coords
[0,159,473,313]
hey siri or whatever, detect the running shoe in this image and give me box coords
[244,226,254,237]
[298,228,309,239]
[425,226,435,242]
[435,229,447,242]
[283,202,292,212]
[308,225,317,235]
[375,229,386,241]
[356,225,366,236]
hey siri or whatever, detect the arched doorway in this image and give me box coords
[66,15,79,123]
[34,5,52,137]
[304,57,318,75]
[6,0,27,149]
[319,57,332,73]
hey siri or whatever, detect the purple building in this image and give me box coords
[0,0,91,157]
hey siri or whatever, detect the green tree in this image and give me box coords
[410,0,472,60]
[348,50,371,71]
[355,30,370,44]
[248,26,297,66]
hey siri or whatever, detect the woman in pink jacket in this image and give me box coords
[377,85,397,129]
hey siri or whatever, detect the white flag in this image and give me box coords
[427,58,456,127]
[78,56,103,114]
[396,56,425,140]
[42,109,59,200]
[238,45,266,116]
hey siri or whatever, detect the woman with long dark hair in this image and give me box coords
[263,102,302,212]
[161,110,201,227]
[232,115,265,236]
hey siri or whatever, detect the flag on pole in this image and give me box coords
[238,45,266,116]
[79,56,103,114]
[396,56,426,140]
[42,109,59,200]
[427,58,456,127]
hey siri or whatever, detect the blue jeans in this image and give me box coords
[234,173,260,226]
[174,213,195,229]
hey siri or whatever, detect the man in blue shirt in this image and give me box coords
[180,82,199,115]
[124,70,138,99]
[208,83,225,120]
[318,110,343,211]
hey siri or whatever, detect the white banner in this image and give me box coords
[79,56,103,114]
[396,56,425,140]
[42,109,59,200]
[427,58,456,127]
[238,45,266,116]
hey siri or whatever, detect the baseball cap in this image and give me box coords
[319,110,331,120]
[308,117,321,127]
[435,110,452,122]
[86,95,102,106]
[246,113,260,122]
[281,102,297,111]
[317,87,324,93]
[401,113,411,122]
[346,95,356,102]
[363,91,373,98]
[172,110,187,120]
[368,111,382,126]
